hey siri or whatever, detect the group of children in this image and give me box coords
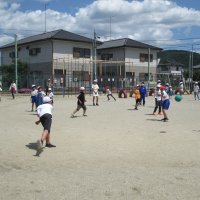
[34,79,172,152]
[31,85,54,111]
[134,80,170,122]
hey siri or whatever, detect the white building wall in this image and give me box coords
[53,40,93,60]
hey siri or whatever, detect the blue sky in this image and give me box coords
[0,0,200,51]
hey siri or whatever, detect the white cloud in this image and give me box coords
[0,0,200,48]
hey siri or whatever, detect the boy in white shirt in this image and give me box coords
[106,88,116,101]
[35,96,56,149]
[193,82,200,100]
[47,88,54,104]
[92,80,99,106]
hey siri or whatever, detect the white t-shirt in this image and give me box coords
[37,103,53,118]
[194,85,199,93]
[48,92,54,99]
[155,89,162,101]
[31,89,38,96]
[162,90,169,101]
[92,84,99,96]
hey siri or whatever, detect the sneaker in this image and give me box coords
[93,103,95,106]
[37,139,43,150]
[96,103,99,106]
[46,143,56,148]
[161,118,169,121]
[135,108,138,110]
[83,114,87,117]
[71,114,74,118]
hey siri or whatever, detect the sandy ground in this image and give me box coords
[0,93,200,200]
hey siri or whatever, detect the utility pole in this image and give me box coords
[148,48,150,90]
[14,34,18,92]
[45,3,47,32]
[94,30,97,80]
[191,44,194,82]
[110,16,111,40]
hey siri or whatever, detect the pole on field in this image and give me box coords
[15,34,18,92]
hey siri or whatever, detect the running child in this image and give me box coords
[71,87,87,117]
[35,96,56,149]
[106,88,116,101]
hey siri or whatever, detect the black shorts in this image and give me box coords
[40,114,52,133]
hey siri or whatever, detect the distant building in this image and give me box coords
[157,60,184,85]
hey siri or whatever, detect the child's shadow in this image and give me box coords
[26,142,44,157]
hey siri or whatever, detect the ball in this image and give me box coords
[175,95,183,102]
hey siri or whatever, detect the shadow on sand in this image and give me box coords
[26,142,44,157]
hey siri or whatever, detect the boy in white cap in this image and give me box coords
[106,88,116,101]
[35,96,56,149]
[47,88,54,104]
[92,80,99,106]
[193,82,200,100]
[71,87,87,117]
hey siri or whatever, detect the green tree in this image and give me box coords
[0,60,28,89]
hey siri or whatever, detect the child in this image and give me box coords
[36,86,45,107]
[106,88,116,101]
[153,84,162,115]
[35,96,56,149]
[31,85,38,111]
[9,80,16,99]
[92,80,99,106]
[193,82,200,100]
[71,87,87,117]
[134,85,141,110]
[160,85,170,122]
[47,88,54,104]
[139,82,147,106]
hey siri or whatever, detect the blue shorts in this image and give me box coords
[162,99,170,110]
[31,96,37,103]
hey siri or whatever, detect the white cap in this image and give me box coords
[43,96,51,103]
[166,83,169,86]
[93,79,97,82]
[156,84,161,88]
[48,88,52,91]
[80,86,85,90]
[195,82,198,84]
[32,84,36,88]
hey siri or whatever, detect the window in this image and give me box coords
[9,52,15,58]
[29,48,41,56]
[140,53,153,62]
[139,73,153,81]
[101,54,113,60]
[73,71,90,81]
[73,47,91,58]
